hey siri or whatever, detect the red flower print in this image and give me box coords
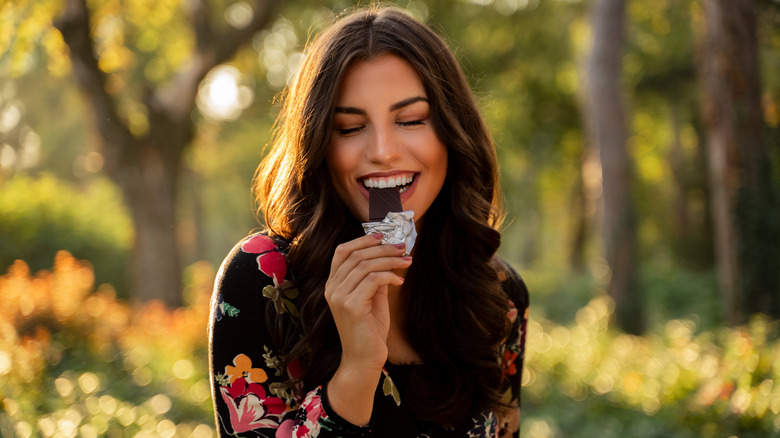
[220,378,286,432]
[241,234,277,254]
[228,378,286,416]
[241,235,287,285]
[287,359,304,381]
[501,350,518,378]
[258,251,287,285]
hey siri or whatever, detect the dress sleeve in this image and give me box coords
[209,234,370,437]
[495,258,529,438]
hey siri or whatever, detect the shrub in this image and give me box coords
[521,297,780,437]
[0,173,132,296]
[0,252,214,437]
[1,253,779,437]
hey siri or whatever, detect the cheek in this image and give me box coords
[326,142,361,207]
[422,136,448,178]
[326,143,351,183]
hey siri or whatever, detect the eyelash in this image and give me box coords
[337,127,363,135]
[336,120,425,136]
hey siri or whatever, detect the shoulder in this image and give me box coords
[492,256,529,311]
[214,232,292,302]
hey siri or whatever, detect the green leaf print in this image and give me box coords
[382,371,401,406]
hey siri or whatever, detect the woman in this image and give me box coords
[209,6,529,437]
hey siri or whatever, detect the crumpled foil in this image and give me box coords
[362,210,417,255]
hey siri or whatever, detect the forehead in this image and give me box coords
[335,54,426,103]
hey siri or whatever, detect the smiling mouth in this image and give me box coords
[361,174,416,193]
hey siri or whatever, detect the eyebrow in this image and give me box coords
[334,96,429,115]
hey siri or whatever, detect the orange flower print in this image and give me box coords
[225,354,268,385]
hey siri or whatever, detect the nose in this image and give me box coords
[365,126,400,165]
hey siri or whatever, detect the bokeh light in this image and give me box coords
[197,65,254,121]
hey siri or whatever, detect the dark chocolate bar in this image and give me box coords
[368,187,402,222]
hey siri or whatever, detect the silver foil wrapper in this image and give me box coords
[362,210,417,255]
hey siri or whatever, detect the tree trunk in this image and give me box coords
[669,103,690,241]
[569,147,596,272]
[55,0,281,307]
[697,0,780,323]
[120,143,183,306]
[584,0,644,334]
[568,170,587,272]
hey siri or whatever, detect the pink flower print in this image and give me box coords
[241,235,287,285]
[275,389,327,437]
[506,299,518,324]
[276,419,295,436]
[220,378,286,432]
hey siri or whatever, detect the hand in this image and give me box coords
[324,233,412,426]
[325,233,412,371]
[498,403,520,437]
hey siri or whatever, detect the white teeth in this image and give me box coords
[362,175,414,189]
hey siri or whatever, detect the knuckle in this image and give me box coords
[334,244,355,260]
[356,259,371,271]
[324,286,333,301]
[333,244,348,257]
[343,297,361,314]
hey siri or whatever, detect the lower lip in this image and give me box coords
[359,175,419,208]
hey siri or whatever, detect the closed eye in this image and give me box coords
[336,126,364,136]
[398,120,425,127]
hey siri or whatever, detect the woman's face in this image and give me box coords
[326,54,448,225]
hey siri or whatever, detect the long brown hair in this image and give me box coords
[254,6,509,426]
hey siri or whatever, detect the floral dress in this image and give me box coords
[209,233,529,438]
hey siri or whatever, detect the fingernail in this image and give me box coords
[371,233,384,239]
[393,243,406,249]
[402,256,413,261]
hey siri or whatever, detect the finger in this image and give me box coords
[341,271,405,311]
[328,242,407,289]
[326,252,411,305]
[331,233,385,271]
[336,255,412,297]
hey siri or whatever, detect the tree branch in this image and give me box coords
[54,0,133,176]
[152,0,283,124]
[189,0,215,53]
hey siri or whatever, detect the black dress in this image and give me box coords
[209,233,529,437]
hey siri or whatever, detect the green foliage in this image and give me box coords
[0,173,132,295]
[641,265,721,332]
[522,297,780,438]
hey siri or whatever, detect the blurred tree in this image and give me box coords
[52,0,281,306]
[696,0,780,323]
[627,0,715,271]
[583,0,644,334]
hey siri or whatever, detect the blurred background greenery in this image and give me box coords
[1,0,779,437]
